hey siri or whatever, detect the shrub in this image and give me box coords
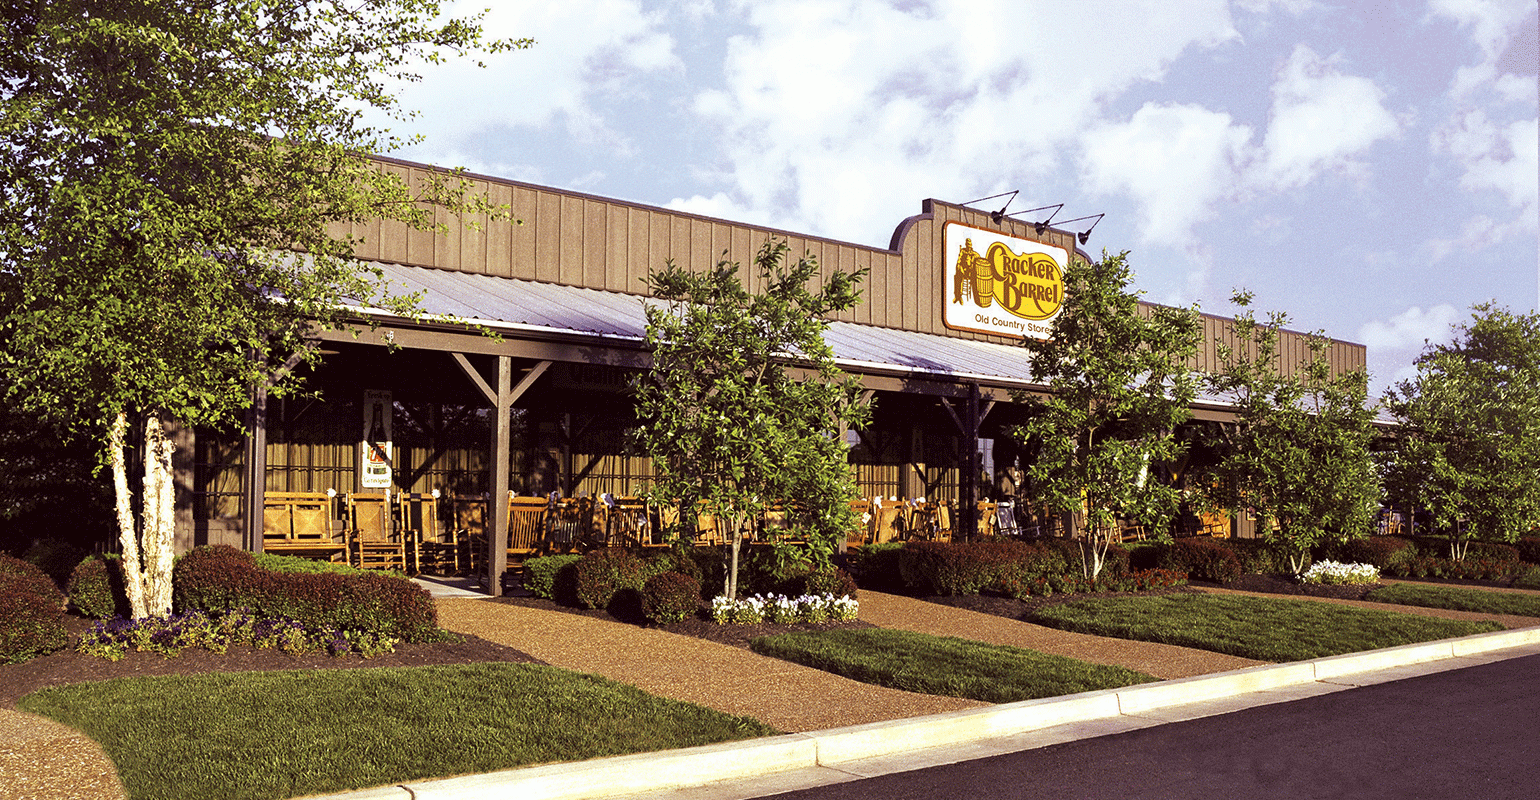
[1228,538,1291,575]
[994,542,1072,599]
[254,552,389,577]
[1514,564,1540,589]
[572,549,648,610]
[1333,536,1417,573]
[679,546,727,597]
[1515,537,1540,565]
[640,571,701,623]
[801,567,858,600]
[21,539,87,587]
[1155,538,1243,583]
[0,554,69,663]
[1386,552,1525,582]
[522,554,583,602]
[67,554,126,619]
[172,545,439,641]
[846,541,906,592]
[1466,542,1522,563]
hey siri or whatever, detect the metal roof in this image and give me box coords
[366,261,1053,389]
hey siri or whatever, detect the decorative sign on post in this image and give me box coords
[942,221,1068,340]
[360,389,393,489]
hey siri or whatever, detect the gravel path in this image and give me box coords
[0,709,125,800]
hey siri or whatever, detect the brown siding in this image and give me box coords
[353,156,1366,378]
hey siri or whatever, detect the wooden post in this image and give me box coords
[452,353,551,596]
[244,383,269,553]
[489,356,512,596]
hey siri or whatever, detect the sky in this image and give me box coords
[368,0,1539,398]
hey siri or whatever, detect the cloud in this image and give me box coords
[1430,0,1538,96]
[1255,45,1401,189]
[1077,45,1398,252]
[1358,304,1463,392]
[373,0,682,158]
[1357,304,1462,350]
[1080,103,1254,249]
[677,0,1239,243]
[1435,110,1540,214]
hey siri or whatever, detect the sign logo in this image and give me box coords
[943,222,1067,340]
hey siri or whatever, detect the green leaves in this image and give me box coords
[1382,303,1540,547]
[1202,293,1379,569]
[1008,251,1201,576]
[0,1,525,444]
[633,240,870,593]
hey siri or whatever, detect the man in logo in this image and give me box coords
[954,238,993,307]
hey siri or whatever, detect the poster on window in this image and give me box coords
[360,390,393,489]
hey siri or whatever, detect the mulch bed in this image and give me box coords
[0,615,542,709]
[1,595,874,709]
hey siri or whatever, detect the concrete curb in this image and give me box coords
[302,625,1540,800]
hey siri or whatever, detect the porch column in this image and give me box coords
[940,384,995,541]
[243,383,269,553]
[452,354,551,596]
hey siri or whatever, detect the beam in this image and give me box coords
[451,352,496,405]
[317,325,650,367]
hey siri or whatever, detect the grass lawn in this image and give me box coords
[1367,582,1540,617]
[18,663,777,800]
[749,628,1157,703]
[1029,594,1504,662]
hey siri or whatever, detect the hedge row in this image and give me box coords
[848,539,1154,599]
[172,546,439,641]
[1,554,68,664]
[521,548,856,623]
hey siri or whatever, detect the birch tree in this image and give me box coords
[634,240,869,599]
[0,1,525,617]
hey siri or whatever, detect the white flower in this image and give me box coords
[1301,560,1380,585]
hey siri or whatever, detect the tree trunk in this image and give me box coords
[141,413,176,616]
[109,410,178,619]
[110,412,148,619]
[726,511,749,599]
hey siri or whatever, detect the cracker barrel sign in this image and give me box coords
[942,221,1067,340]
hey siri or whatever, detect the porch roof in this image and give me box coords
[365,260,1052,390]
[356,260,1240,419]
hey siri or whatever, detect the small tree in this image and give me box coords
[0,1,524,617]
[633,240,869,599]
[1010,251,1201,579]
[1202,292,1380,574]
[1382,303,1540,559]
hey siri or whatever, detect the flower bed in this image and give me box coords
[710,593,858,625]
[1301,560,1381,586]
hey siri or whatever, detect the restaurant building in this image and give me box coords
[178,156,1367,590]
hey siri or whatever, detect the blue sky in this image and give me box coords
[370,0,1538,397]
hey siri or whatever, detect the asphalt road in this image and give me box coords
[755,654,1540,800]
